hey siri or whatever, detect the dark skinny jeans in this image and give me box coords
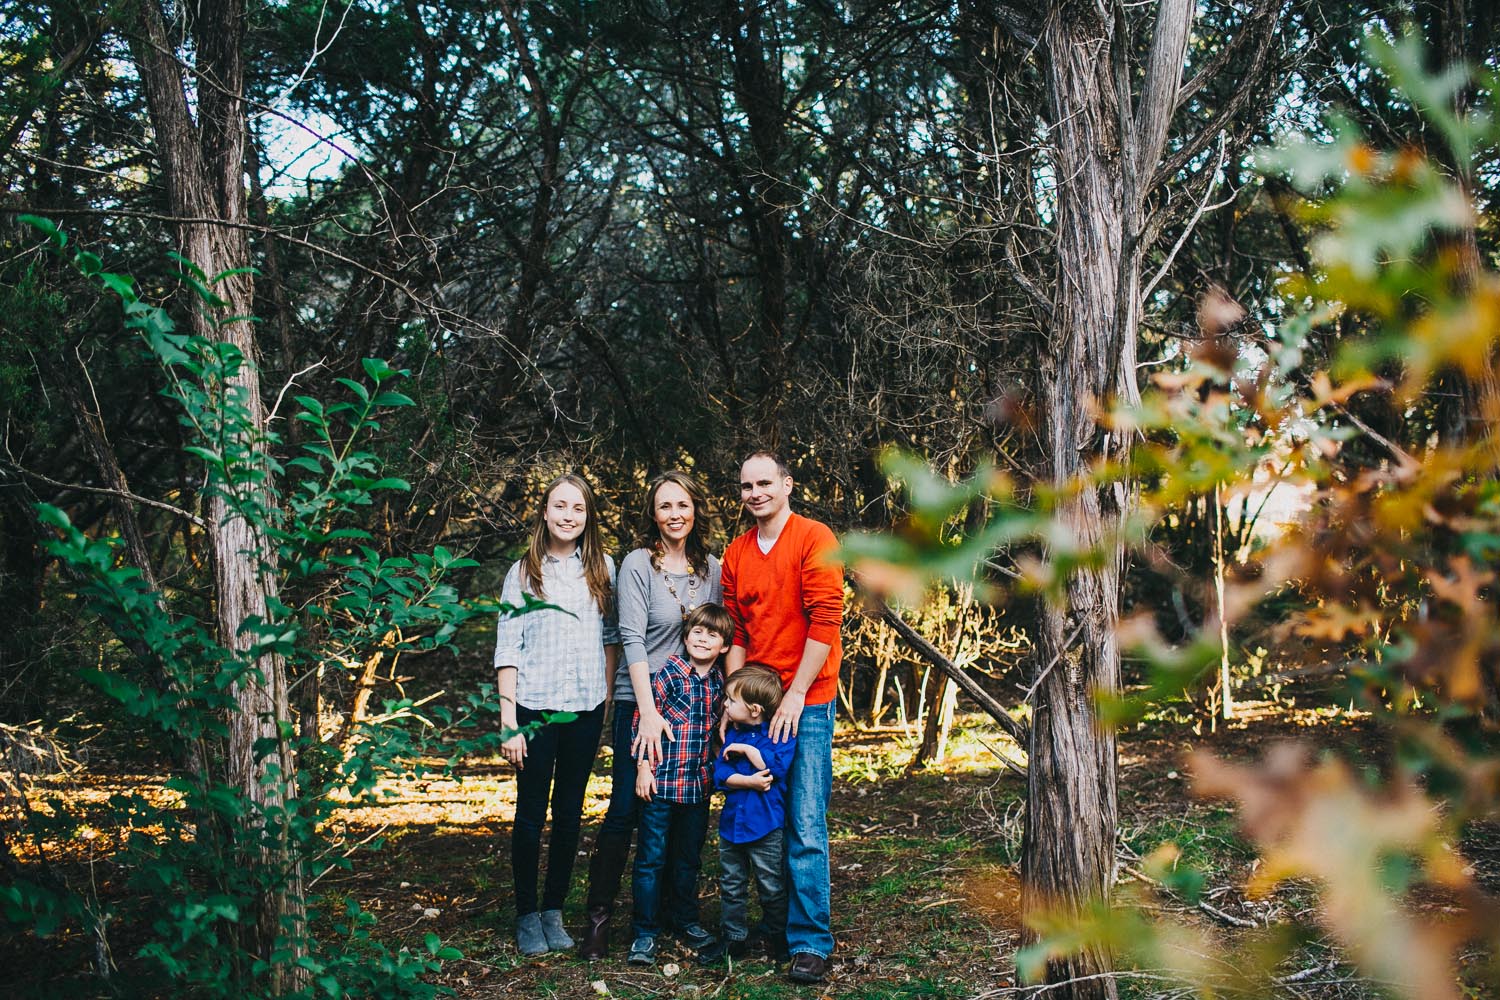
[511,702,605,916]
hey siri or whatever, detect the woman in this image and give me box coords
[495,473,620,956]
[578,470,722,959]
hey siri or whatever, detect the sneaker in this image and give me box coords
[627,935,657,966]
[695,939,727,966]
[674,922,716,951]
[725,937,751,960]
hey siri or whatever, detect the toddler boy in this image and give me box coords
[705,664,796,962]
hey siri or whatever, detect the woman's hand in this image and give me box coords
[501,731,527,769]
[632,709,674,766]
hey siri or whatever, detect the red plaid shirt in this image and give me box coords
[633,655,723,803]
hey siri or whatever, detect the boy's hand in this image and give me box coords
[723,742,748,759]
[745,768,773,792]
[635,762,656,801]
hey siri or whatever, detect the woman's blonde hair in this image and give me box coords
[642,470,714,576]
[522,473,612,613]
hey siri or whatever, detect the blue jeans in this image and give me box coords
[785,698,835,958]
[631,798,710,938]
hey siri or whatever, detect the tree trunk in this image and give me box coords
[724,0,791,444]
[125,0,304,984]
[1023,3,1193,998]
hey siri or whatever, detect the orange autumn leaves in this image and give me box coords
[1194,745,1494,1000]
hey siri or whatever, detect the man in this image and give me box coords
[720,450,844,984]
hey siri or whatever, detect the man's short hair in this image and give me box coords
[727,663,784,718]
[741,449,791,480]
[684,602,735,645]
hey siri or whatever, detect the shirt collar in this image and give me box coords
[542,548,583,565]
[669,654,719,681]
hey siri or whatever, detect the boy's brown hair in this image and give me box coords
[726,663,783,719]
[683,602,734,647]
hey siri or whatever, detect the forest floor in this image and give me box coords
[11,697,1496,999]
[317,699,1411,1000]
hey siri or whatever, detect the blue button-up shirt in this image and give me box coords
[714,722,797,844]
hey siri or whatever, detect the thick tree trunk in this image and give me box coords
[126,0,304,983]
[1023,3,1193,998]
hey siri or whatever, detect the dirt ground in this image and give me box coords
[9,699,1492,999]
[308,700,1402,999]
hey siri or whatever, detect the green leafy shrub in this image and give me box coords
[2,219,540,998]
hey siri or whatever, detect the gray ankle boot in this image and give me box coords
[539,909,574,950]
[516,911,549,956]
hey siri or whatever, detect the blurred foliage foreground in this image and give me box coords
[846,36,1500,1000]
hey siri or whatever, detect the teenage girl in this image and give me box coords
[495,473,621,956]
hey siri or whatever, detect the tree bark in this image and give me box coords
[125,0,304,983]
[1023,3,1194,998]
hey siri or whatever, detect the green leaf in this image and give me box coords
[335,378,371,404]
[98,272,137,301]
[19,214,65,248]
[166,251,208,283]
[210,266,260,285]
[371,391,415,408]
[361,357,396,381]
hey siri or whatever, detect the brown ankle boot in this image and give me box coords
[578,905,611,959]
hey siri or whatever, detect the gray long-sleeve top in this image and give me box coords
[613,547,722,702]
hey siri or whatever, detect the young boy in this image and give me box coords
[627,603,733,965]
[704,664,796,962]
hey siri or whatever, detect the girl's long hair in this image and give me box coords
[523,473,612,613]
[641,470,714,576]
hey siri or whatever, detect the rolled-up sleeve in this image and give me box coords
[802,524,844,646]
[616,551,648,661]
[493,562,525,668]
[601,554,621,646]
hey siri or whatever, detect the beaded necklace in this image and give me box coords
[653,544,703,621]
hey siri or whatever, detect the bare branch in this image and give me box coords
[4,464,205,527]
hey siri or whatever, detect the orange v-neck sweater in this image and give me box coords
[721,512,844,706]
